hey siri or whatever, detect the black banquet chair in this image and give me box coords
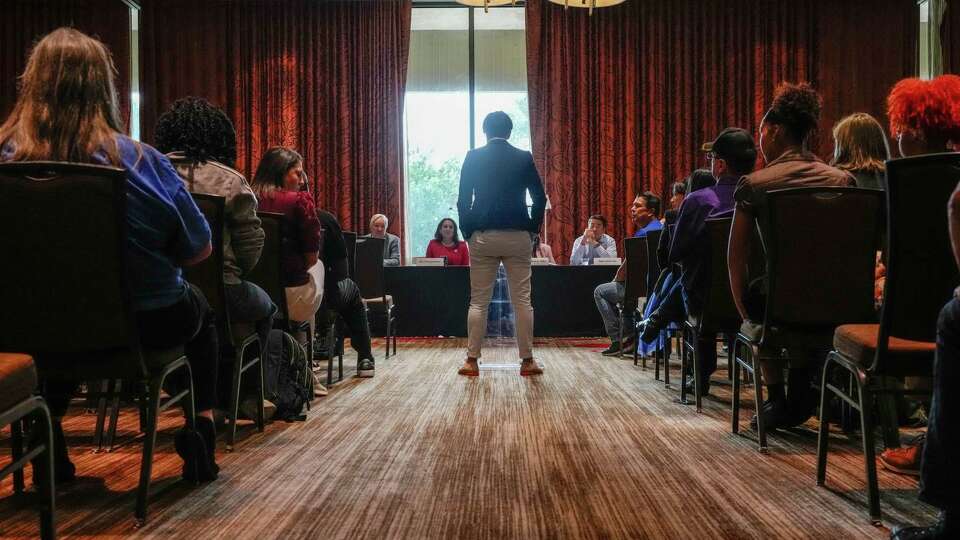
[0,161,200,526]
[184,193,265,451]
[817,153,960,524]
[354,236,398,359]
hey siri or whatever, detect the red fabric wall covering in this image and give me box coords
[140,0,411,250]
[526,0,917,264]
[0,0,131,128]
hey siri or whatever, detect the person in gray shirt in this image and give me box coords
[365,213,400,266]
[570,214,617,265]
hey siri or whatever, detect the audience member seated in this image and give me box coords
[830,112,891,190]
[872,75,960,494]
[365,213,401,266]
[571,214,617,265]
[727,82,854,431]
[892,189,960,540]
[668,180,687,214]
[316,209,377,378]
[593,192,663,356]
[1,28,222,483]
[155,96,278,416]
[426,217,471,266]
[532,233,556,264]
[251,147,324,340]
[636,169,720,360]
[640,130,757,392]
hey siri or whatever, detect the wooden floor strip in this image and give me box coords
[0,338,936,538]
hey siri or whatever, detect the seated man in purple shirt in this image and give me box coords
[637,128,757,393]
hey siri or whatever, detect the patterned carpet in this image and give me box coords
[0,338,936,538]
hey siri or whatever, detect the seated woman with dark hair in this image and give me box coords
[155,96,277,415]
[0,28,221,483]
[250,147,324,340]
[426,217,471,266]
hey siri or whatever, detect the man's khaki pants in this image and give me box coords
[466,229,534,359]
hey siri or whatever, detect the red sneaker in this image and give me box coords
[878,435,924,477]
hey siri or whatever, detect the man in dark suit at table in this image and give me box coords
[456,111,547,376]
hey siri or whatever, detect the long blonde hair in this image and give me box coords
[831,113,890,175]
[0,27,123,164]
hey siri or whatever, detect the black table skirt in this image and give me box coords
[384,265,616,337]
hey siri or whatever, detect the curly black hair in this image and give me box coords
[155,97,237,166]
[765,82,822,144]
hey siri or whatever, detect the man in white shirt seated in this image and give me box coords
[570,214,617,265]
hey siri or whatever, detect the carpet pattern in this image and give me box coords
[0,338,936,538]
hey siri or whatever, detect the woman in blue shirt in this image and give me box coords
[0,28,221,484]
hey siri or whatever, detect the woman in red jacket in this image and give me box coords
[426,218,470,266]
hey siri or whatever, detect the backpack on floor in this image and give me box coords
[263,329,313,421]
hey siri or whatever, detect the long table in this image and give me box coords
[384,265,617,337]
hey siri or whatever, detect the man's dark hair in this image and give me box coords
[764,82,822,145]
[155,96,238,166]
[687,169,716,194]
[726,156,757,176]
[433,217,461,247]
[482,111,513,139]
[639,191,661,217]
[588,214,608,229]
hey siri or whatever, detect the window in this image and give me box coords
[404,5,529,262]
[128,1,141,139]
[920,0,932,79]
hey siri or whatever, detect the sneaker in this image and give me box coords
[891,512,950,540]
[879,435,924,477]
[358,358,375,378]
[600,342,622,356]
[637,317,662,343]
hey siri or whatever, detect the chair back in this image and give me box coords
[247,212,290,319]
[0,162,146,369]
[758,187,882,330]
[877,153,960,370]
[644,229,663,295]
[699,218,740,330]
[355,236,386,300]
[343,231,358,278]
[182,193,233,344]
[623,237,649,303]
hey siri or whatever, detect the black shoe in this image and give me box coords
[600,342,621,356]
[30,420,76,487]
[750,399,792,431]
[358,358,375,378]
[684,379,711,396]
[175,417,219,484]
[891,520,949,540]
[637,318,662,343]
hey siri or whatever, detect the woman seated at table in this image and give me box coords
[0,28,221,483]
[250,147,324,336]
[426,217,470,266]
[532,234,556,264]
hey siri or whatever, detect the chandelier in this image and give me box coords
[547,0,626,15]
[454,0,518,13]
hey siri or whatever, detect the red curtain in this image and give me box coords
[0,0,131,127]
[141,0,411,248]
[526,0,917,264]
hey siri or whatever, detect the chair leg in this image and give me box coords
[858,381,882,525]
[618,308,625,359]
[750,346,768,453]
[105,380,122,451]
[35,403,56,540]
[385,313,392,360]
[227,347,244,452]
[255,340,265,433]
[727,335,734,381]
[732,339,742,434]
[134,380,161,527]
[816,354,835,486]
[11,418,24,493]
[692,328,703,413]
[654,330,662,381]
[664,330,671,387]
[679,328,690,405]
[93,379,109,452]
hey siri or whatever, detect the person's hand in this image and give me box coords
[583,229,596,245]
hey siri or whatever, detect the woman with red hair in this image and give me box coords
[887,74,960,157]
